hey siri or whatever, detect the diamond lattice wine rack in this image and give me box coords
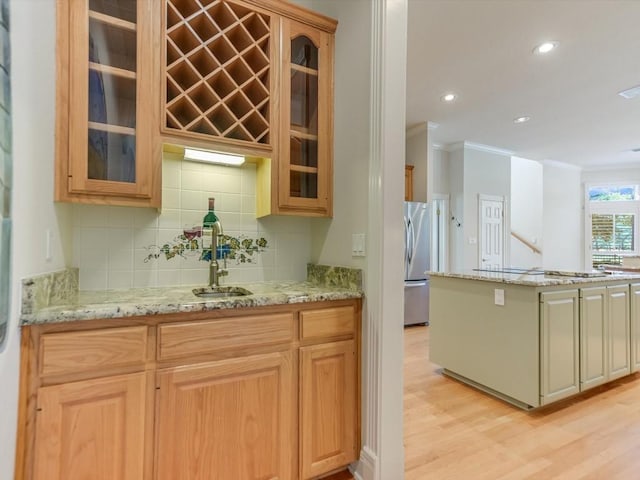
[164,0,272,151]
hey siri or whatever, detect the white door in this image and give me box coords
[432,195,449,272]
[479,195,504,270]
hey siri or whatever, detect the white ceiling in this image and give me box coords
[406,0,640,169]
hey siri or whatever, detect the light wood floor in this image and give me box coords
[404,325,640,480]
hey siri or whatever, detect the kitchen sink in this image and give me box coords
[192,286,253,298]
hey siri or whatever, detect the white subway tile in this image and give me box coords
[107,270,133,289]
[108,228,134,251]
[134,269,158,288]
[77,248,108,270]
[108,248,134,271]
[180,269,205,286]
[73,204,109,227]
[240,194,256,214]
[181,189,202,211]
[134,228,158,249]
[241,213,258,232]
[107,206,134,228]
[78,226,110,249]
[79,269,108,290]
[158,269,181,287]
[132,208,159,229]
[181,210,203,229]
[158,209,181,229]
[215,193,241,213]
[181,169,203,191]
[162,188,180,209]
[134,248,158,270]
[181,159,204,172]
[241,166,257,193]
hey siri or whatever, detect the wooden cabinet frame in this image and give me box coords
[55,0,161,207]
[15,299,361,480]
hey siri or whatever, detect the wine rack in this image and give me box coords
[164,0,272,147]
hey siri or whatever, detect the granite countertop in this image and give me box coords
[21,265,363,326]
[429,269,640,287]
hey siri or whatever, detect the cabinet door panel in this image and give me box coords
[540,290,580,404]
[60,0,157,203]
[300,340,356,479]
[632,284,640,372]
[156,351,293,480]
[33,372,147,480]
[580,287,607,390]
[607,285,631,379]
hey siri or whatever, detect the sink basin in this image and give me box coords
[192,286,253,298]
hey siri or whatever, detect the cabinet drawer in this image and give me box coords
[157,313,295,361]
[300,306,355,341]
[39,326,148,377]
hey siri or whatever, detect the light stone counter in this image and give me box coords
[21,265,363,326]
[429,269,640,287]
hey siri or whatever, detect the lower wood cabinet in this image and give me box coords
[156,352,294,480]
[33,372,148,480]
[17,299,361,480]
[300,340,356,479]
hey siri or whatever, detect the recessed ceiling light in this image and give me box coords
[513,116,531,124]
[618,85,640,99]
[441,93,457,102]
[533,41,558,54]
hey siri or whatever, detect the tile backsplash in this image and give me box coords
[72,156,312,290]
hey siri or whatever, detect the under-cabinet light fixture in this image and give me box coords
[183,148,245,166]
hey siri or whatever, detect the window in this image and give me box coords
[592,213,634,252]
[589,185,639,201]
[588,183,640,268]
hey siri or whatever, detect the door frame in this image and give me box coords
[432,193,449,272]
[478,194,508,269]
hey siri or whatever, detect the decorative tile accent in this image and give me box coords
[306,263,363,291]
[142,227,268,264]
[21,268,79,315]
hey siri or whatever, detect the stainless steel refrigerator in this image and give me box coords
[404,201,430,326]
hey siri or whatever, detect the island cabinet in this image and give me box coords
[431,274,638,410]
[540,290,580,405]
[55,0,161,207]
[577,285,631,394]
[16,300,361,480]
[630,284,640,372]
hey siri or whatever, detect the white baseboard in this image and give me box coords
[352,446,377,480]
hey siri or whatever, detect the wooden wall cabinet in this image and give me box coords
[16,300,361,480]
[56,0,161,207]
[405,165,414,201]
[162,0,336,217]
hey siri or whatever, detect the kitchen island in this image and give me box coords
[429,270,640,409]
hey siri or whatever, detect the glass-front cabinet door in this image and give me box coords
[279,20,333,217]
[61,0,157,203]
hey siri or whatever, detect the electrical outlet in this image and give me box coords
[494,288,505,306]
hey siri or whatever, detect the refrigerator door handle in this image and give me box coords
[404,216,411,266]
[405,281,427,288]
[408,218,416,264]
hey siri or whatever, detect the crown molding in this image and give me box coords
[405,121,439,138]
[443,141,514,156]
[541,159,583,171]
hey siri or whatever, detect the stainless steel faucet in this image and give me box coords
[208,220,228,287]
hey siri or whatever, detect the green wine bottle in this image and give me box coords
[202,197,220,250]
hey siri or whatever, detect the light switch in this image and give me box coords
[494,288,505,306]
[352,233,366,257]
